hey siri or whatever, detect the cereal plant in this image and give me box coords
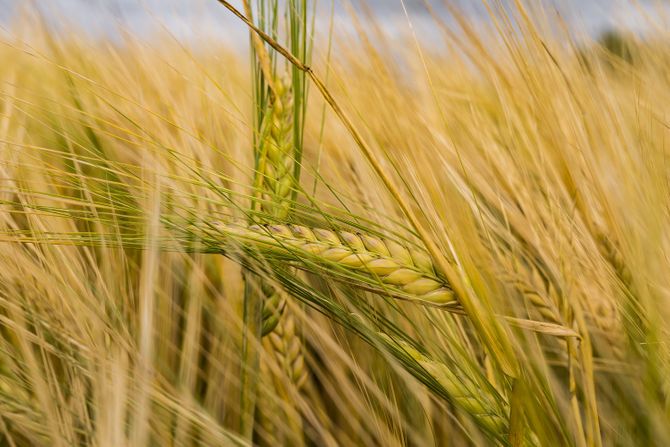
[0,1,669,446]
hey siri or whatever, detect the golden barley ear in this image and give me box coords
[226,223,457,306]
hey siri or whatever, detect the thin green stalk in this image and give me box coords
[239,278,263,439]
[239,1,267,440]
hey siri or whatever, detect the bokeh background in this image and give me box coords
[0,0,666,44]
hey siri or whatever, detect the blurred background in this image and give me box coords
[0,0,666,44]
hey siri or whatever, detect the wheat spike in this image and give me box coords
[255,359,284,447]
[594,236,626,331]
[226,223,456,306]
[514,252,624,358]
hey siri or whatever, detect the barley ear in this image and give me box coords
[268,312,309,389]
[382,335,510,438]
[260,280,287,336]
[225,223,457,307]
[254,77,295,220]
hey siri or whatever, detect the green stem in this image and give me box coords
[239,277,263,439]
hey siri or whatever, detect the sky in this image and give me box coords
[0,0,665,44]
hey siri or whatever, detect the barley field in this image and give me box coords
[1,1,669,446]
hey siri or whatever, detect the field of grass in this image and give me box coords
[1,1,670,446]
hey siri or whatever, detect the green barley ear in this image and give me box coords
[380,335,511,440]
[260,280,288,336]
[251,75,296,337]
[239,2,314,443]
[267,312,308,388]
[253,82,310,396]
[251,76,303,340]
[255,77,296,220]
